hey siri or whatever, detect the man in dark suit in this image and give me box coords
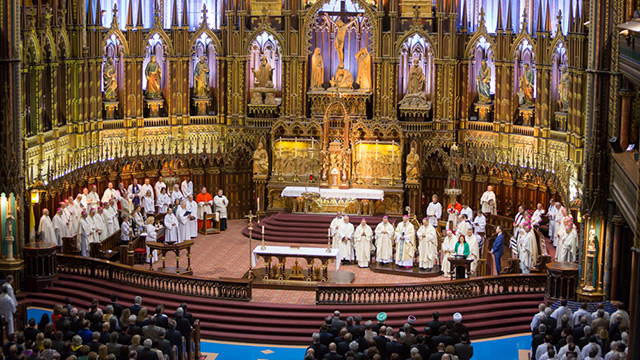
[573,316,587,339]
[154,305,169,329]
[127,315,142,337]
[137,340,159,360]
[87,332,103,353]
[129,296,143,316]
[156,328,172,358]
[98,323,111,344]
[431,326,454,348]
[577,326,591,349]
[318,324,333,347]
[23,319,40,342]
[425,312,443,337]
[55,309,69,332]
[307,333,329,360]
[165,320,183,357]
[323,343,343,360]
[385,333,408,360]
[106,332,122,355]
[180,303,194,326]
[491,226,505,274]
[352,315,364,335]
[117,326,132,345]
[454,334,473,360]
[330,311,345,334]
[174,307,192,345]
[544,308,557,334]
[51,332,65,353]
[336,333,353,356]
[428,343,446,360]
[372,326,390,358]
[410,335,430,360]
[531,324,547,359]
[109,294,123,319]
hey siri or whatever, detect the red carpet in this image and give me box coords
[242,212,399,244]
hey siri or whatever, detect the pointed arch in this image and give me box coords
[510,30,536,60]
[243,27,284,55]
[103,27,130,56]
[465,33,496,58]
[395,29,437,57]
[143,28,174,55]
[189,28,222,53]
[55,29,71,59]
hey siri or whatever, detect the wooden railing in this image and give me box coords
[56,254,252,301]
[316,273,546,305]
[89,230,121,259]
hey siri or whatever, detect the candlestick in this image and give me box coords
[261,228,266,250]
[328,227,331,236]
[257,197,260,212]
[262,225,265,234]
[327,229,332,253]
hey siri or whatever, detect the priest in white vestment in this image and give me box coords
[460,203,474,222]
[52,208,67,246]
[519,224,538,274]
[38,209,57,244]
[417,218,438,270]
[78,211,93,257]
[0,287,17,335]
[141,179,155,216]
[426,195,442,228]
[163,207,179,243]
[157,188,171,215]
[473,211,486,234]
[87,186,100,211]
[395,216,416,268]
[155,176,167,198]
[214,190,229,231]
[337,216,355,261]
[531,203,545,227]
[547,199,557,243]
[94,207,108,241]
[553,202,566,247]
[87,208,101,245]
[480,186,497,215]
[171,184,184,206]
[353,218,373,267]
[81,188,91,209]
[559,224,578,263]
[330,212,344,249]
[186,195,198,239]
[102,182,121,203]
[176,201,190,243]
[145,217,159,263]
[374,216,394,264]
[441,229,457,276]
[102,201,117,236]
[181,177,193,198]
[456,214,472,236]
[465,228,481,274]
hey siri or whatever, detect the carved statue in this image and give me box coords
[103,57,118,100]
[324,13,361,69]
[406,146,420,180]
[558,65,569,111]
[310,48,324,89]
[329,68,354,89]
[145,55,163,99]
[194,56,210,98]
[399,57,430,108]
[253,142,269,176]
[355,47,372,91]
[477,59,491,103]
[253,56,274,88]
[518,63,535,107]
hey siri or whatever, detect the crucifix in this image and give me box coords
[322,0,363,69]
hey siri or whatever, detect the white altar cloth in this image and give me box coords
[252,245,341,270]
[280,186,384,200]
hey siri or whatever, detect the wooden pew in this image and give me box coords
[62,236,80,254]
[89,230,122,260]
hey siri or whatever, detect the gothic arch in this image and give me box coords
[189,28,222,54]
[395,29,437,57]
[143,28,174,55]
[510,31,536,60]
[103,28,130,56]
[243,27,284,55]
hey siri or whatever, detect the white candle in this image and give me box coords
[262,226,264,234]
[328,227,331,236]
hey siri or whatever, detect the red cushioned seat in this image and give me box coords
[134,248,146,254]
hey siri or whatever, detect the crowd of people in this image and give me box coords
[36,177,230,258]
[306,311,473,360]
[2,295,195,360]
[530,300,630,360]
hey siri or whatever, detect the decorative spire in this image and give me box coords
[461,0,467,29]
[506,0,513,30]
[171,0,178,27]
[111,3,119,28]
[95,0,102,26]
[576,3,583,33]
[136,0,143,27]
[87,0,94,25]
[126,0,133,27]
[181,0,188,28]
[555,9,562,35]
[478,6,486,30]
[521,9,528,32]
[200,4,208,27]
[152,0,161,27]
[545,0,551,32]
[568,0,574,32]
[496,0,503,31]
[536,2,542,33]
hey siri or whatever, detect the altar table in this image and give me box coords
[146,240,194,275]
[281,186,384,200]
[252,245,340,282]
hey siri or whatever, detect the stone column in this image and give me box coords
[611,216,626,300]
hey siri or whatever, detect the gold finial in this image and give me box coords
[478,6,486,28]
[556,9,563,33]
[200,4,208,26]
[112,3,119,27]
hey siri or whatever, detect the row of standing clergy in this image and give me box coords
[424,191,494,234]
[329,213,482,274]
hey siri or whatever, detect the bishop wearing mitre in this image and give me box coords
[441,229,457,276]
[330,211,344,250]
[480,185,497,215]
[374,216,394,264]
[395,215,416,268]
[38,209,57,244]
[337,216,355,262]
[417,218,438,270]
[353,218,373,268]
[196,187,214,230]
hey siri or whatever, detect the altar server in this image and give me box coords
[157,188,171,215]
[374,216,394,264]
[38,209,57,244]
[0,286,17,335]
[181,177,193,198]
[154,176,167,199]
[353,218,373,267]
[426,194,442,228]
[513,205,526,241]
[460,203,474,222]
[519,223,538,274]
[78,210,93,257]
[547,199,557,243]
[52,208,67,246]
[102,182,121,203]
[176,201,190,243]
[338,216,355,262]
[88,208,101,244]
[214,189,229,231]
[186,195,198,239]
[417,218,438,270]
[141,179,155,216]
[87,185,100,211]
[163,207,179,243]
[441,229,457,276]
[446,199,462,230]
[531,203,545,227]
[330,211,344,249]
[473,210,486,234]
[81,187,91,209]
[480,185,497,215]
[171,184,184,205]
[395,215,416,268]
[94,207,108,242]
[128,178,142,208]
[196,187,214,230]
[104,200,118,235]
[465,227,481,274]
[559,224,578,262]
[145,217,159,263]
